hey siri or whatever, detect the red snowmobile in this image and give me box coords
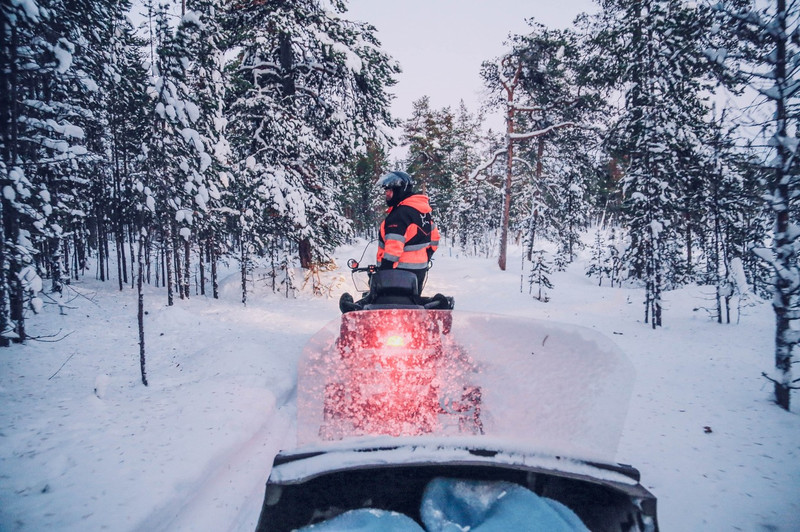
[255,262,659,531]
[320,262,481,440]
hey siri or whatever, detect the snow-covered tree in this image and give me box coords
[104,10,150,290]
[141,3,220,303]
[226,0,398,283]
[692,109,764,324]
[340,140,387,239]
[449,102,494,252]
[586,228,609,286]
[478,21,592,271]
[172,0,231,298]
[709,0,800,409]
[0,0,92,343]
[528,249,554,302]
[591,0,716,328]
[401,97,460,236]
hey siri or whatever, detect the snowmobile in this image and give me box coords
[336,259,455,312]
[325,261,479,441]
[255,262,659,531]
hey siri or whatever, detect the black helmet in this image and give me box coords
[376,171,414,192]
[376,171,415,206]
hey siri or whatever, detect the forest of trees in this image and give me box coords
[1,1,798,407]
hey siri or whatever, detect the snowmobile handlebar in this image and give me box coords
[346,259,377,273]
[343,257,453,311]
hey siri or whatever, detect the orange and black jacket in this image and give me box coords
[377,194,440,270]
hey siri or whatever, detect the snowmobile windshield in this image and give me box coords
[297,310,635,463]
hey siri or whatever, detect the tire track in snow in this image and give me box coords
[131,380,298,532]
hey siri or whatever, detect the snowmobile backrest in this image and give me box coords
[369,269,418,297]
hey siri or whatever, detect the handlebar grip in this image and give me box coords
[349,264,377,273]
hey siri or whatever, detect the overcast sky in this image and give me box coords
[345,0,599,136]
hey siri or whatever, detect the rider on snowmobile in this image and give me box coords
[339,171,450,312]
[375,170,439,293]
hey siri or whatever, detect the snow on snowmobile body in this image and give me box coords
[299,310,632,461]
[256,270,658,531]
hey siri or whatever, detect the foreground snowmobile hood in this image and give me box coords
[298,310,635,463]
[257,310,657,532]
[261,441,658,532]
[269,439,641,487]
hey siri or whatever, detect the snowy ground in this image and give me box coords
[1,240,799,531]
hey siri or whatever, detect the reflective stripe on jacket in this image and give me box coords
[377,194,439,270]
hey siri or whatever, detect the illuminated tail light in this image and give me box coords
[385,334,405,347]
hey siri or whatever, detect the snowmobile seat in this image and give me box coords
[370,269,419,297]
[339,268,454,312]
[362,269,423,309]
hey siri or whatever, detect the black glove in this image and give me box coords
[379,259,395,270]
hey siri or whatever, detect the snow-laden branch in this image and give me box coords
[511,156,534,175]
[469,148,505,180]
[511,105,547,113]
[762,372,800,390]
[509,121,575,141]
[753,245,800,296]
[511,96,581,115]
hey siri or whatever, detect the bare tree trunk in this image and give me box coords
[155,239,161,287]
[240,235,248,306]
[499,74,516,272]
[209,235,219,299]
[137,226,148,386]
[97,218,106,282]
[49,238,63,294]
[144,231,151,285]
[299,237,312,269]
[183,237,191,299]
[165,224,174,306]
[685,212,693,276]
[772,0,794,411]
[0,200,10,347]
[198,239,206,296]
[104,229,110,282]
[73,233,82,280]
[120,227,128,286]
[129,227,136,288]
[71,235,78,281]
[116,233,124,291]
[62,236,71,283]
[174,231,184,300]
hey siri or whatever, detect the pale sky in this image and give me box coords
[345,0,599,136]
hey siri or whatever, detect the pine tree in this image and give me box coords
[528,249,554,302]
[226,0,398,286]
[693,110,755,323]
[591,0,716,328]
[586,228,608,286]
[175,0,231,298]
[478,21,594,270]
[340,140,387,239]
[0,0,90,343]
[710,0,800,409]
[460,129,505,257]
[142,3,215,303]
[450,101,493,252]
[402,97,458,237]
[106,12,150,290]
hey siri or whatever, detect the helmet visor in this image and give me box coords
[376,171,412,190]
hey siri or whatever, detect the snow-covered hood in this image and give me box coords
[297,311,635,464]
